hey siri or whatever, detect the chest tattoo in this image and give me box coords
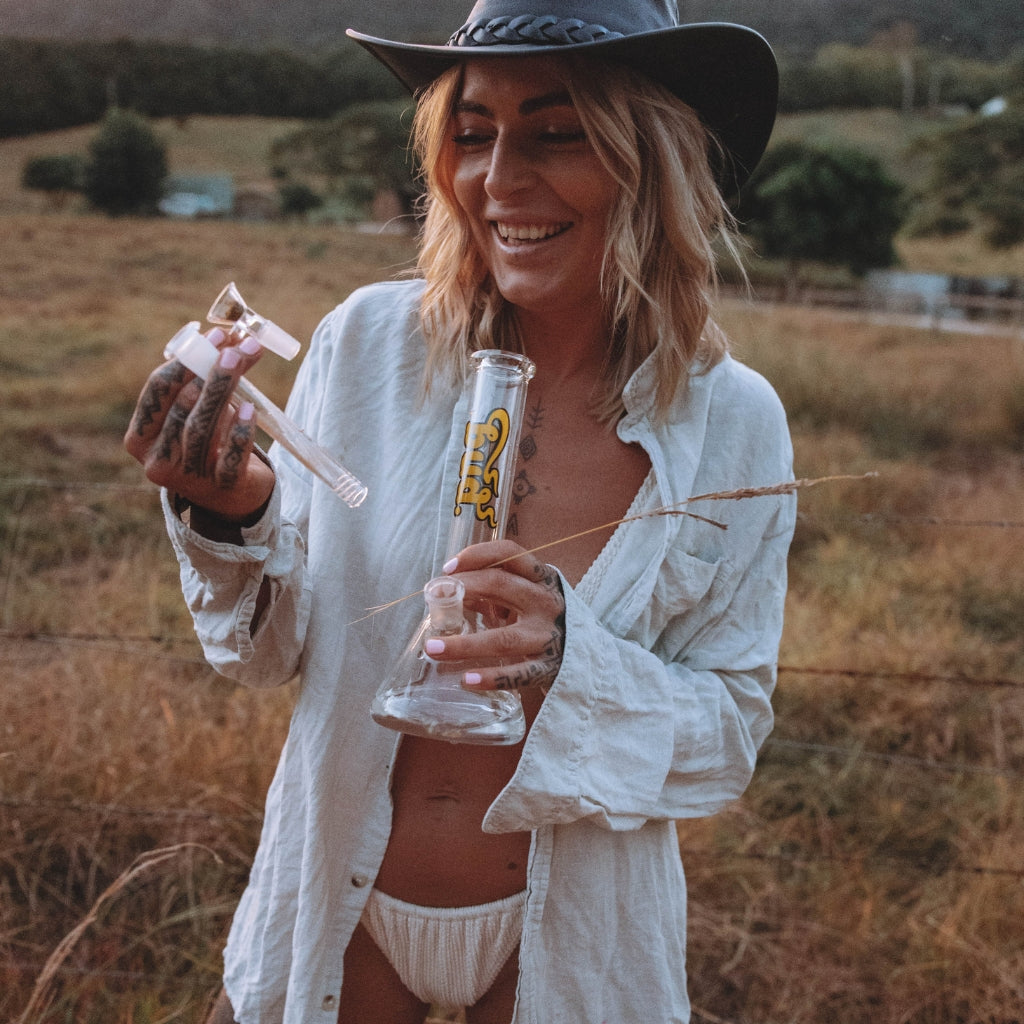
[518,400,544,462]
[507,399,544,538]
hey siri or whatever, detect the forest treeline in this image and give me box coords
[0,39,404,138]
[2,35,1020,139]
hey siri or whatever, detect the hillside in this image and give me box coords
[1,0,1022,58]
[4,112,1023,278]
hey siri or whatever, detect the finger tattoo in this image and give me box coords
[156,401,189,462]
[494,658,559,691]
[133,362,189,436]
[219,421,251,490]
[183,373,235,477]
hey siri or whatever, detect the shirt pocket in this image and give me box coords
[623,547,722,647]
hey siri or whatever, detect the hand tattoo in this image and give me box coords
[492,566,565,691]
[156,401,189,462]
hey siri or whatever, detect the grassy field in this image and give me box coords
[1,112,1023,1022]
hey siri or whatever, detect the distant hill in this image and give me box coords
[1,0,1022,58]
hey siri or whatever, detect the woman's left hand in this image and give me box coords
[425,540,566,692]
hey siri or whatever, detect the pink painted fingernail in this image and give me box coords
[442,557,458,574]
[424,638,445,656]
[239,336,262,356]
[219,346,241,370]
[238,401,255,422]
[207,327,228,347]
[463,672,482,687]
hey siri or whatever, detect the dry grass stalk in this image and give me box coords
[16,844,220,1024]
[357,472,878,622]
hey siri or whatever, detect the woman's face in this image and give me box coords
[450,56,619,325]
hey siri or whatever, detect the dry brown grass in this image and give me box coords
[1,208,1022,1023]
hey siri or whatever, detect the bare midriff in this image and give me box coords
[374,379,651,910]
[373,688,545,907]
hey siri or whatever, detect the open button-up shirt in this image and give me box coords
[163,280,796,1023]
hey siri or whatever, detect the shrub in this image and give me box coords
[735,140,906,275]
[277,182,323,218]
[909,107,1024,248]
[21,153,86,206]
[82,109,167,217]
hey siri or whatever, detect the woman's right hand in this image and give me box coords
[123,329,276,525]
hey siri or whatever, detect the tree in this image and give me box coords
[908,106,1024,248]
[270,100,418,218]
[82,109,167,216]
[21,154,86,208]
[735,141,906,275]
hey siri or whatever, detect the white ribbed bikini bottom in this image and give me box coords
[360,888,527,1010]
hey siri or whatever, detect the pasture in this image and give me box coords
[1,112,1023,1023]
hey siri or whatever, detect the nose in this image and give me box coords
[484,135,537,200]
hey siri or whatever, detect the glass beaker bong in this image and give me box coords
[371,349,536,745]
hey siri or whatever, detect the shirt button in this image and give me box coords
[350,874,369,888]
[322,994,337,1011]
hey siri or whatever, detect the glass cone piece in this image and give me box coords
[207,281,301,360]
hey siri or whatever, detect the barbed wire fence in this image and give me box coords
[2,475,1023,1004]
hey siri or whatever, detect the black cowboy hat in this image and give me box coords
[347,0,778,193]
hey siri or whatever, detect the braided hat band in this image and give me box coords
[449,15,624,47]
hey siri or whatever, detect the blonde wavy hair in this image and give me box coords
[411,55,741,424]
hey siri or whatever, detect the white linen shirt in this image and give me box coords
[163,279,796,1024]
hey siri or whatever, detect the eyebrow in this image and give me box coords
[455,90,575,117]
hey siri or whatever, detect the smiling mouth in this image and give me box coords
[494,222,571,242]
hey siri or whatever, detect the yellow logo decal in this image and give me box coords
[454,408,510,526]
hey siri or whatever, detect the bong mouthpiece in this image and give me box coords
[207,282,301,360]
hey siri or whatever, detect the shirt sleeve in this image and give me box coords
[159,303,342,687]
[483,485,796,835]
[162,479,312,687]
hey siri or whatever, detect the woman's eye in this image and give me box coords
[452,128,493,147]
[540,129,588,145]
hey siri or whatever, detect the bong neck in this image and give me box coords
[445,349,535,559]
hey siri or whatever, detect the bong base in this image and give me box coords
[371,690,526,745]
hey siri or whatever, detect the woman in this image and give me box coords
[124,2,795,1021]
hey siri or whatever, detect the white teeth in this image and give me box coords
[496,222,566,241]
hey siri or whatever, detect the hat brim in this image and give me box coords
[346,22,777,194]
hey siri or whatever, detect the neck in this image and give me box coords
[515,305,610,385]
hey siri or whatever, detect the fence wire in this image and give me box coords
[2,471,1023,1006]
